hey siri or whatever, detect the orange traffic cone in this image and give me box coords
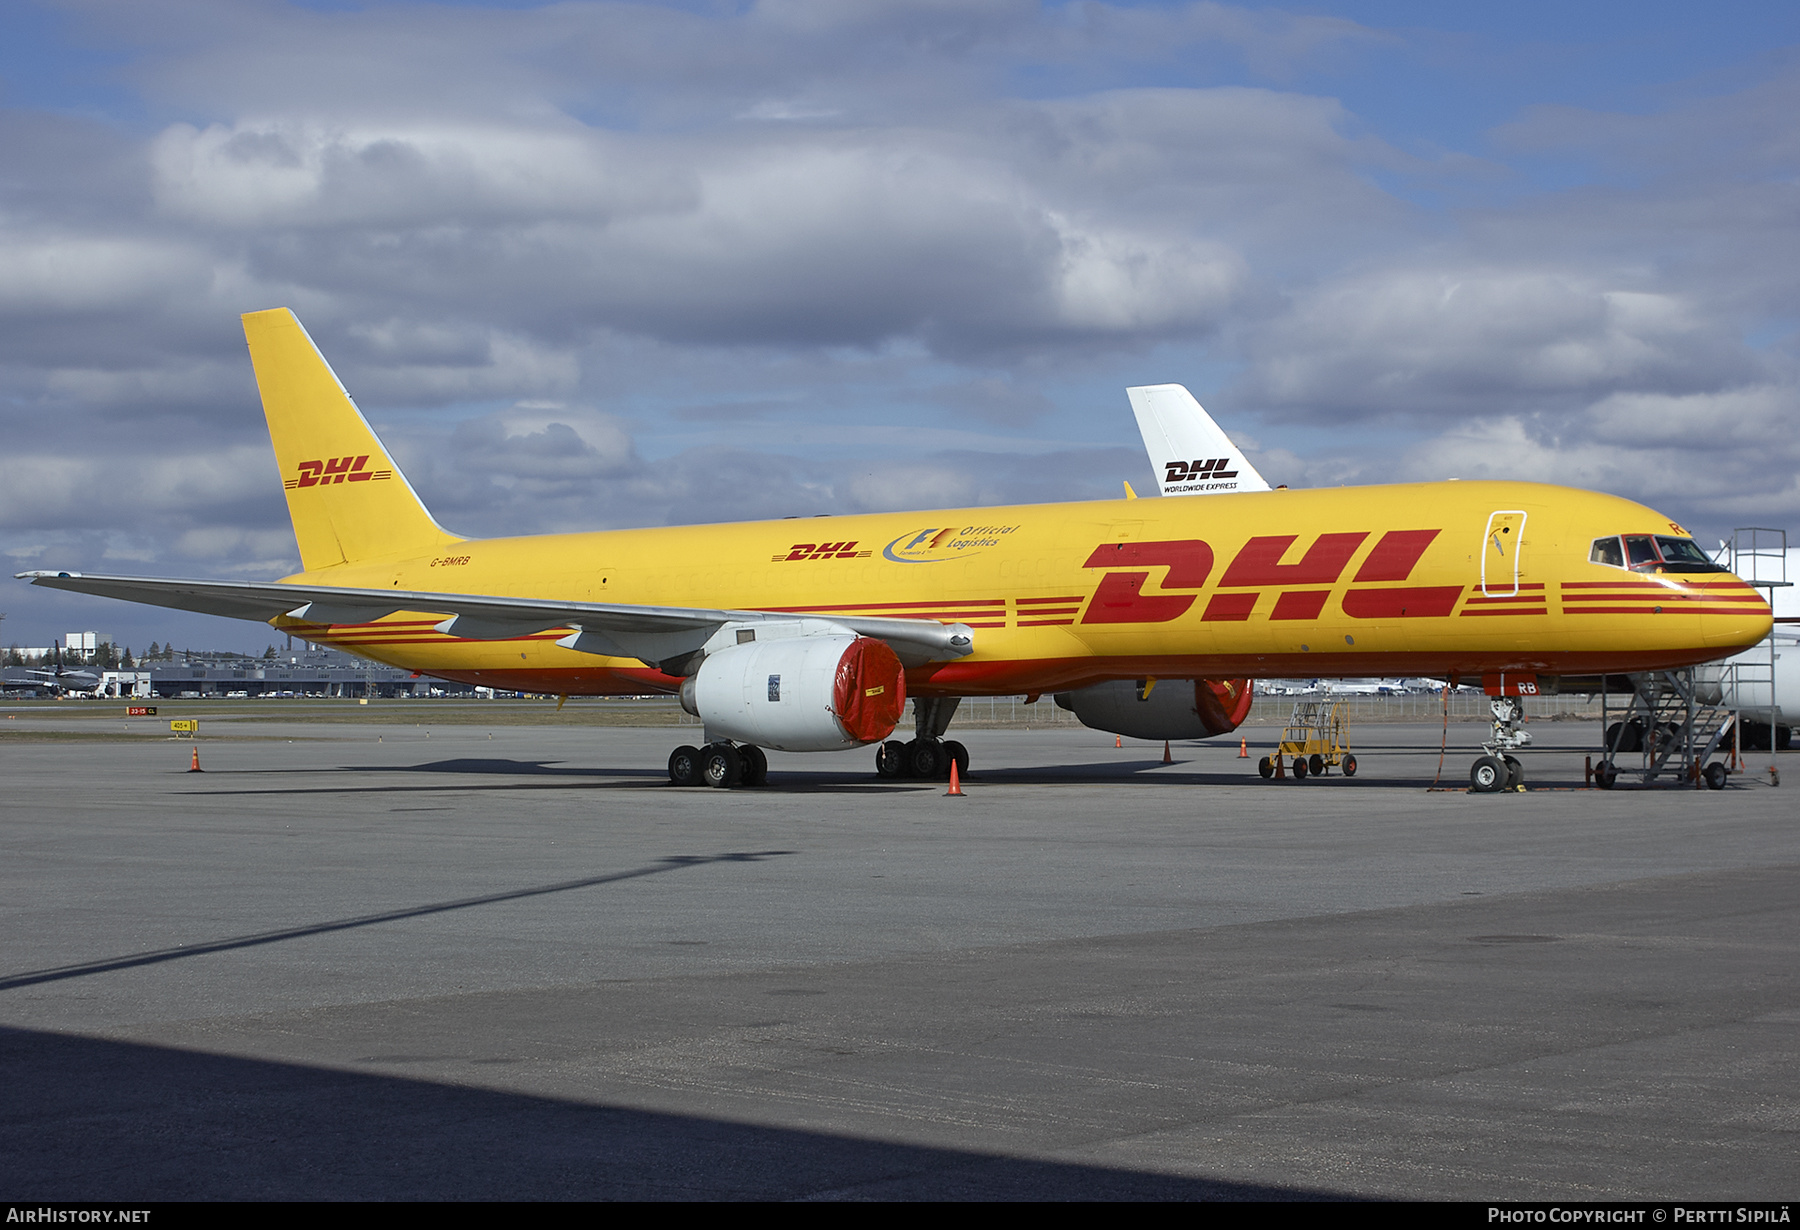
[188,746,203,773]
[1238,737,1249,759]
[1116,735,1122,748]
[945,758,964,797]
[1163,740,1172,764]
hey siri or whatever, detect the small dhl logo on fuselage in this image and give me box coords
[773,541,874,562]
[285,455,395,489]
[1082,530,1462,623]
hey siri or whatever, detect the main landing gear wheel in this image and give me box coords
[875,741,907,778]
[1703,761,1728,791]
[739,744,769,787]
[906,738,945,779]
[1257,755,1275,779]
[942,740,969,780]
[702,743,742,789]
[1503,754,1524,790]
[669,745,701,787]
[1342,754,1357,777]
[1470,755,1507,793]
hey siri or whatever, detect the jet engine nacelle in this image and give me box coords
[1053,678,1253,741]
[679,623,906,751]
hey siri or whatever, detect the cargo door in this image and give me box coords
[1482,511,1526,597]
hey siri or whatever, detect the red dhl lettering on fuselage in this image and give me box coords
[772,540,874,562]
[284,455,395,489]
[1081,530,1463,624]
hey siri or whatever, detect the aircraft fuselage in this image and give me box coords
[275,479,1771,696]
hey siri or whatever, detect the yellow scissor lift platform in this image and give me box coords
[1258,700,1356,780]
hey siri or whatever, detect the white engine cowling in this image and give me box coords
[679,624,907,751]
[1053,678,1253,740]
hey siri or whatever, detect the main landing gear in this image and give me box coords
[1469,697,1530,793]
[875,736,969,780]
[668,741,769,789]
[875,697,970,782]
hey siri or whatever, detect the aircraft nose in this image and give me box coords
[1699,588,1773,653]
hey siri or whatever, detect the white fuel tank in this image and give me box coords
[1697,633,1798,727]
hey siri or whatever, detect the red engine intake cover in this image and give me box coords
[832,637,907,743]
[1196,678,1255,736]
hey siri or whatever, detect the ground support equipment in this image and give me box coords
[1260,701,1356,781]
[1596,669,1738,791]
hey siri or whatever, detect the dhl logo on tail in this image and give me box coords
[285,455,394,489]
[1164,457,1238,484]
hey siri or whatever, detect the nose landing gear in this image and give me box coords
[1470,698,1530,793]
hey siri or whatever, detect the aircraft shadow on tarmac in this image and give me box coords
[0,852,795,993]
[0,1025,1351,1201]
[173,756,1528,791]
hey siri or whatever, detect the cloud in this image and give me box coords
[1234,267,1758,422]
[0,443,281,533]
[80,0,1385,124]
[1399,382,1800,524]
[149,120,695,229]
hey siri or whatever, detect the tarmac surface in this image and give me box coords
[1,711,1795,1200]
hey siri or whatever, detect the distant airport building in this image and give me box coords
[142,645,478,698]
[8,632,111,662]
[3,642,483,698]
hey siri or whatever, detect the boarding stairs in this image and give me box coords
[1600,669,1736,788]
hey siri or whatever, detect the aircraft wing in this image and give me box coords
[17,571,975,671]
[1127,384,1272,496]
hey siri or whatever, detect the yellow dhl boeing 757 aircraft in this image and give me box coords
[21,309,1772,787]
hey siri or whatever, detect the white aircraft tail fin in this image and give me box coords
[1127,384,1270,496]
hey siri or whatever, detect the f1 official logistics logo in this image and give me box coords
[285,455,394,490]
[1080,530,1459,624]
[883,524,1021,564]
[1163,458,1239,493]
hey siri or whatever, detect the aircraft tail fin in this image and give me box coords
[1127,384,1271,497]
[243,309,460,572]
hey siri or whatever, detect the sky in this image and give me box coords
[2,0,1798,653]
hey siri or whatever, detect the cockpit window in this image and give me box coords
[1592,532,1730,573]
[1653,536,1729,572]
[1655,537,1713,566]
[1624,535,1660,568]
